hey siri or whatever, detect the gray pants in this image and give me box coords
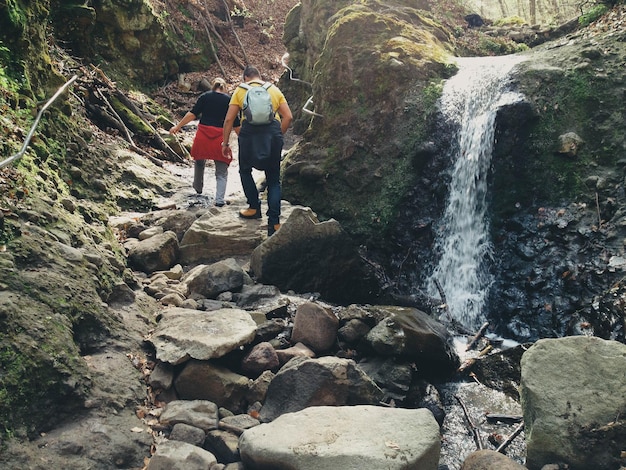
[193,160,229,205]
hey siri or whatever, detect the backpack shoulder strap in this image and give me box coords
[262,82,273,90]
[238,83,251,91]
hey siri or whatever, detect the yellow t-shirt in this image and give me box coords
[230,80,286,122]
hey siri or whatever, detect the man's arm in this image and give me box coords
[222,104,240,159]
[277,102,293,135]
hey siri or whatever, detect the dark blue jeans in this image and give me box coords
[238,120,284,226]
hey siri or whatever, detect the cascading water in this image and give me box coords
[426,55,526,329]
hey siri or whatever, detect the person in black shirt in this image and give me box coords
[170,77,240,206]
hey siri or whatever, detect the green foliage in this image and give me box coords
[0,44,18,95]
[5,0,27,31]
[422,80,444,111]
[231,6,253,18]
[478,36,528,55]
[579,4,609,26]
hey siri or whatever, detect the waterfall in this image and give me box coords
[427,55,526,329]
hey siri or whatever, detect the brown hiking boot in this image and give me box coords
[239,207,262,219]
[268,224,280,236]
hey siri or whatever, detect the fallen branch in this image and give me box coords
[455,394,483,450]
[202,8,245,69]
[94,88,136,146]
[220,0,249,65]
[434,278,453,323]
[201,17,226,77]
[457,358,476,374]
[496,421,524,453]
[485,413,523,424]
[466,321,490,351]
[1,74,78,169]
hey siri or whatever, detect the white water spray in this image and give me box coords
[427,55,526,329]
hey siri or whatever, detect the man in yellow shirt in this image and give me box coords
[222,65,293,236]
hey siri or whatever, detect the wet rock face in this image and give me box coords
[382,18,626,343]
[484,30,626,342]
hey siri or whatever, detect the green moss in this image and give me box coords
[579,4,609,26]
[5,0,28,31]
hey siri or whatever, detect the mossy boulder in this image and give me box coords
[281,0,457,244]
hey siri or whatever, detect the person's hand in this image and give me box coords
[222,144,232,160]
[169,125,179,135]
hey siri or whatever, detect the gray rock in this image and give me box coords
[138,225,164,240]
[521,336,626,470]
[179,209,264,265]
[356,357,413,402]
[159,400,219,432]
[127,230,179,273]
[204,429,240,463]
[146,439,217,470]
[249,207,381,304]
[220,414,260,431]
[259,356,383,422]
[149,307,257,365]
[240,405,440,469]
[337,318,372,343]
[149,361,175,390]
[232,284,281,309]
[182,258,247,299]
[460,449,527,469]
[169,423,206,447]
[364,306,460,379]
[174,360,251,413]
[291,301,339,353]
[246,370,275,404]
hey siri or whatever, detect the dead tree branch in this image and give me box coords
[201,8,245,69]
[220,0,249,65]
[455,394,483,450]
[466,321,490,351]
[496,421,524,453]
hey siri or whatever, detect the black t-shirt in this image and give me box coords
[190,91,240,128]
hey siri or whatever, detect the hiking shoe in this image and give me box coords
[215,202,225,207]
[239,207,262,219]
[268,224,280,236]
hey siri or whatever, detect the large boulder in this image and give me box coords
[259,356,384,422]
[149,308,257,365]
[282,0,456,241]
[239,405,441,470]
[250,207,381,304]
[520,336,626,470]
[181,258,250,299]
[179,203,299,265]
[363,306,460,379]
[127,230,179,273]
